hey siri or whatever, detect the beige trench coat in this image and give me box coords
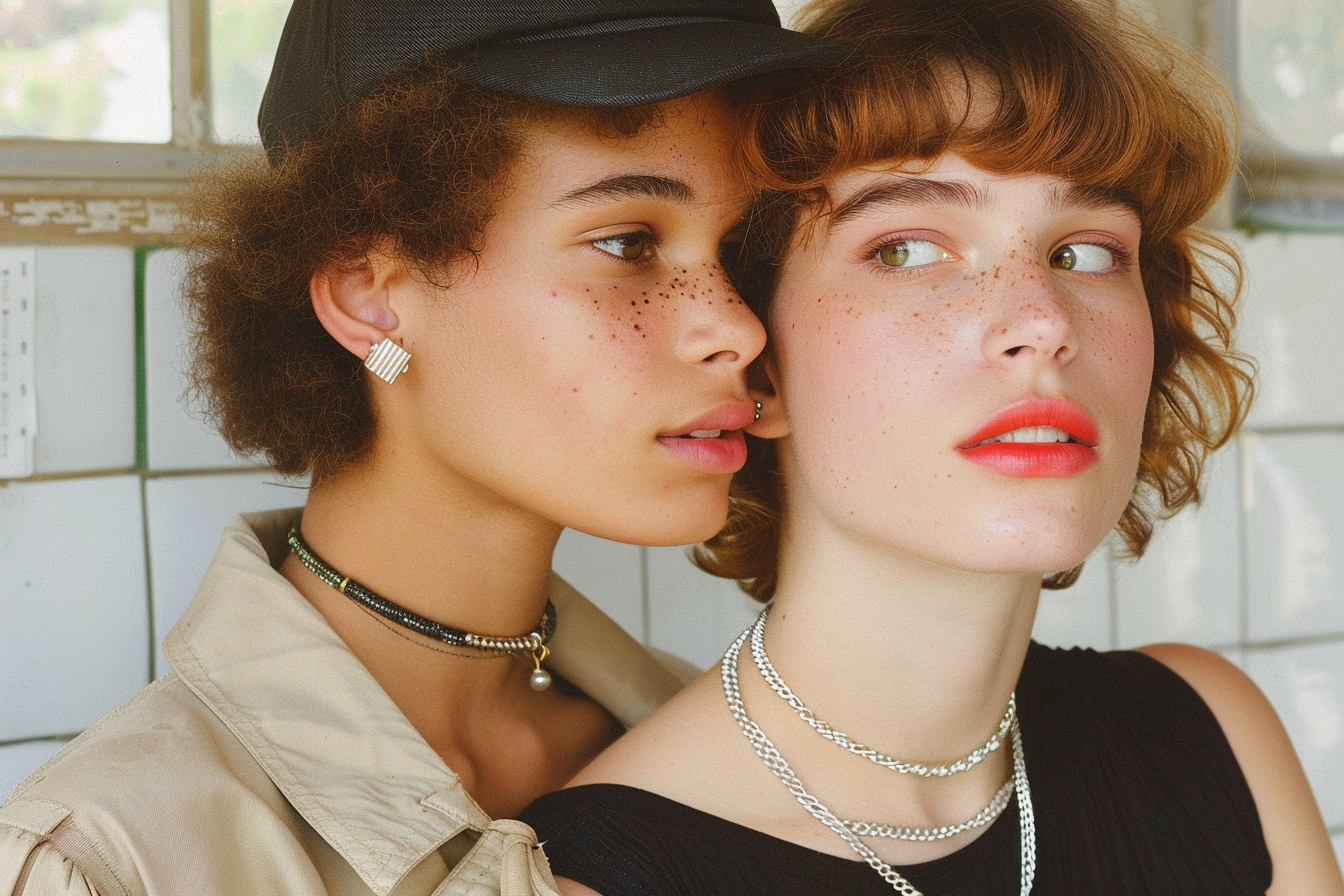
[0,510,687,896]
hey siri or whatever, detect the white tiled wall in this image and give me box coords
[31,247,137,474]
[2,237,1342,864]
[143,470,310,674]
[0,474,148,740]
[1114,444,1243,648]
[142,249,254,471]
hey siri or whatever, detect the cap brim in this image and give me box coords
[459,20,841,106]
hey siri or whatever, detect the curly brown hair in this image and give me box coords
[698,0,1255,601]
[186,61,659,481]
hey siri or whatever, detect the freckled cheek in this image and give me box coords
[544,284,662,357]
[1082,302,1154,397]
[781,315,943,444]
[512,308,648,413]
[583,263,736,346]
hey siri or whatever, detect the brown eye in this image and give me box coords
[593,233,650,260]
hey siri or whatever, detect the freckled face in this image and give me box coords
[385,90,765,545]
[768,154,1153,574]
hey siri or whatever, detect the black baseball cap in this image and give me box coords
[258,0,841,161]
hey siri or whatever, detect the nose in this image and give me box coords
[675,261,767,369]
[981,264,1078,367]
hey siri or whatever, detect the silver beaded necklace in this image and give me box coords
[721,614,1036,896]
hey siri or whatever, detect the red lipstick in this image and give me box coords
[957,398,1099,477]
[657,402,756,475]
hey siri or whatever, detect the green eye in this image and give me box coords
[1051,243,1114,272]
[593,233,649,260]
[876,239,946,269]
[878,242,909,267]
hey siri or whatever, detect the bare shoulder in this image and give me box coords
[1136,643,1344,895]
[554,877,605,896]
[542,670,763,896]
[567,667,751,801]
[1136,643,1274,733]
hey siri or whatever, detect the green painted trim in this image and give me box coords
[134,247,151,470]
[132,243,181,472]
[1235,215,1344,235]
[1235,198,1344,235]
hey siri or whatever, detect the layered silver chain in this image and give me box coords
[842,775,1015,841]
[748,608,1014,777]
[721,613,1036,896]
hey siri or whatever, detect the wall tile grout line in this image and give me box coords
[1,467,139,486]
[140,472,158,683]
[1241,631,1344,653]
[639,547,652,646]
[1236,431,1253,650]
[0,735,79,749]
[134,247,151,473]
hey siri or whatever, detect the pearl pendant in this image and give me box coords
[529,667,552,691]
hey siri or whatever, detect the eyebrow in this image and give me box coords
[1047,182,1138,216]
[828,177,1139,228]
[829,178,988,226]
[552,174,695,208]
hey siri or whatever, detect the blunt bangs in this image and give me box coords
[744,0,1232,242]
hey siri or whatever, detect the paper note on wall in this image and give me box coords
[0,248,36,479]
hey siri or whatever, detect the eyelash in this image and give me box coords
[590,230,658,264]
[1051,237,1135,275]
[860,234,1136,274]
[862,232,952,273]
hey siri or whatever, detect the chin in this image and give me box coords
[967,525,1111,577]
[576,497,729,548]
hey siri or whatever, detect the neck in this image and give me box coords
[283,452,565,750]
[763,520,1040,773]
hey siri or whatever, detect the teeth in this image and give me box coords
[687,429,722,439]
[985,426,1071,445]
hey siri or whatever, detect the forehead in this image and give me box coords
[822,155,1139,222]
[525,89,737,160]
[508,90,745,205]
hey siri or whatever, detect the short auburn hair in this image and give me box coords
[698,0,1255,601]
[186,61,659,481]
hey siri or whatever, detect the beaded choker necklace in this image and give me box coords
[286,527,556,690]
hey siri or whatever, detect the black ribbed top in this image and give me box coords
[521,643,1271,896]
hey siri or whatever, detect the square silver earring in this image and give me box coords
[364,338,410,384]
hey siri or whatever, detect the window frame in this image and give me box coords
[0,0,258,245]
[1224,0,1344,230]
[6,0,1344,243]
[1121,0,1344,231]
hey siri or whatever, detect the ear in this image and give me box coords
[746,351,789,439]
[309,247,401,361]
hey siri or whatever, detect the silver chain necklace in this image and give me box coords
[748,608,1014,777]
[842,775,1015,842]
[721,617,1036,896]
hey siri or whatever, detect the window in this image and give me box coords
[0,0,171,143]
[0,0,288,243]
[1233,0,1344,229]
[1116,0,1344,231]
[4,0,1341,240]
